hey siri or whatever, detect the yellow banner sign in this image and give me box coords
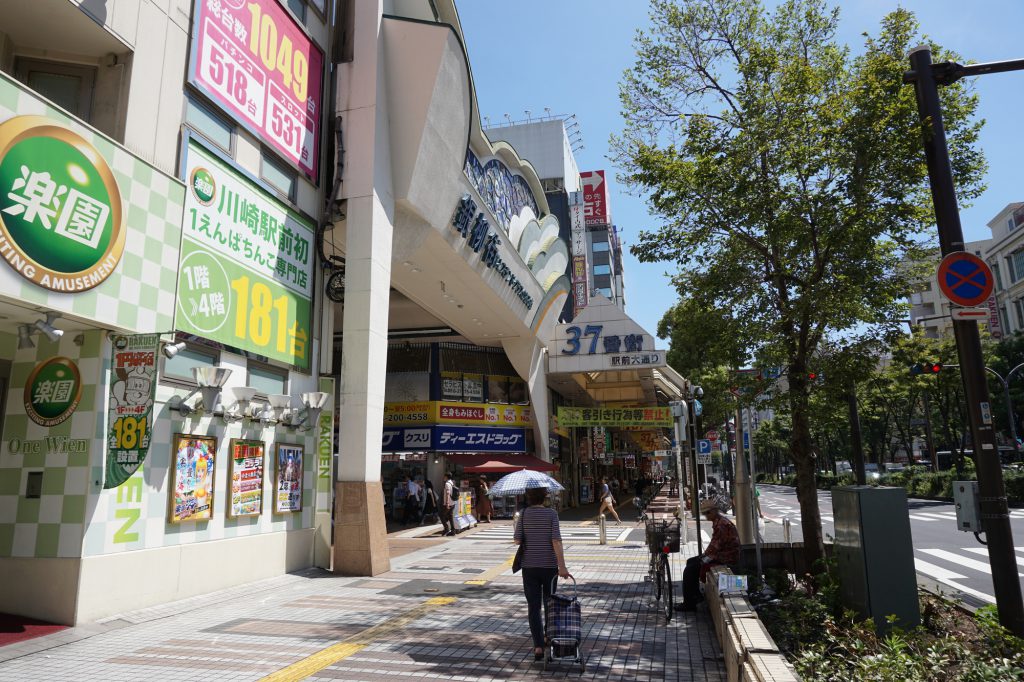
[384,401,532,427]
[557,406,672,428]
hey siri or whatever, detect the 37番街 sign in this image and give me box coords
[0,116,124,291]
[177,139,314,368]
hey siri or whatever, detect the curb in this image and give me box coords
[705,566,801,682]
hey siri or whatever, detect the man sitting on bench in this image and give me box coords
[676,498,740,611]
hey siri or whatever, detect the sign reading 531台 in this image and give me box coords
[189,0,323,180]
[179,139,314,368]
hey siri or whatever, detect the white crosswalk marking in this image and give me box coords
[963,547,1024,568]
[919,548,1024,578]
[913,558,996,604]
[467,524,612,542]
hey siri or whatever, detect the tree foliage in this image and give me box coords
[616,0,985,568]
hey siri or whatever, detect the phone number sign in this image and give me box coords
[188,0,323,180]
[177,139,314,368]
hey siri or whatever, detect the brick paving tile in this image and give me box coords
[0,505,726,682]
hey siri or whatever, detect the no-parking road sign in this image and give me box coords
[937,251,994,308]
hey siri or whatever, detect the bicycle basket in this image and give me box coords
[644,518,680,553]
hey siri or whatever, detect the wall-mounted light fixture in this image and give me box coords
[291,391,330,431]
[223,386,258,423]
[163,341,188,359]
[263,394,293,425]
[34,312,63,342]
[16,325,34,350]
[168,367,233,416]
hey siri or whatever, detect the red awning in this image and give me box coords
[449,454,558,473]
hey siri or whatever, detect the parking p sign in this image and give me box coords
[697,439,713,464]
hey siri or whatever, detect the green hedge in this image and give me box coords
[774,466,1024,506]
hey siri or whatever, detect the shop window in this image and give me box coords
[286,0,307,22]
[594,264,611,276]
[262,151,297,201]
[15,58,95,122]
[487,375,510,403]
[162,345,219,386]
[185,96,233,154]
[248,362,288,398]
[592,240,610,253]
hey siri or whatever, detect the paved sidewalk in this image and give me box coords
[0,522,725,681]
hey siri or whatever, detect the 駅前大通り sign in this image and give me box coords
[177,139,314,368]
[0,116,124,292]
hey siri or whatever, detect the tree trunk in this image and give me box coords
[789,381,825,571]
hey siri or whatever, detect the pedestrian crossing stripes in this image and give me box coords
[465,524,632,543]
[914,547,1024,604]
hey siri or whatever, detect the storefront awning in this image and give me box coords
[447,453,558,473]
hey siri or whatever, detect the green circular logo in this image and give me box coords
[24,357,83,427]
[0,116,124,291]
[190,167,216,206]
[177,249,231,334]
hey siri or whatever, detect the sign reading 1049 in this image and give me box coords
[177,139,314,368]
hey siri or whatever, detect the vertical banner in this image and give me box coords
[315,376,335,514]
[105,334,160,488]
[274,442,304,513]
[580,170,609,226]
[986,295,1003,339]
[169,434,217,523]
[569,191,589,312]
[228,438,265,516]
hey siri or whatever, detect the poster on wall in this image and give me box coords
[187,0,324,180]
[169,434,217,523]
[274,442,304,513]
[23,357,82,427]
[104,334,159,489]
[228,438,265,517]
[178,138,315,368]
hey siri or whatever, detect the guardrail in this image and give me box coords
[706,566,801,682]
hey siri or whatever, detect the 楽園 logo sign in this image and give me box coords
[0,116,125,292]
[189,166,216,206]
[24,356,83,427]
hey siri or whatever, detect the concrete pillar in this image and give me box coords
[502,338,550,461]
[332,0,393,576]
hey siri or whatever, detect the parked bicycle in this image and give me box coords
[644,516,680,621]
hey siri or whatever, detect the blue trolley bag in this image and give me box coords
[543,576,585,671]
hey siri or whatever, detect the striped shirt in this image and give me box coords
[514,506,562,568]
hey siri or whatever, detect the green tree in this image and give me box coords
[616,0,985,568]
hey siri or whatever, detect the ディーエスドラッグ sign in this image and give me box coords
[0,116,125,292]
[24,356,83,427]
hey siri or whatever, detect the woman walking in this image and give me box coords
[474,476,493,522]
[596,477,621,524]
[421,480,439,525]
[514,486,571,661]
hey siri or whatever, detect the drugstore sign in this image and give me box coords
[188,0,324,179]
[381,426,526,453]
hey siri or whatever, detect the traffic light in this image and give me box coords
[909,362,943,376]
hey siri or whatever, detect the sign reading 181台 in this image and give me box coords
[178,139,314,368]
[189,0,323,179]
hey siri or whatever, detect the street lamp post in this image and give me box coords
[944,363,1024,455]
[905,46,1024,636]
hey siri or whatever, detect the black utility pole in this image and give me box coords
[847,385,867,486]
[905,45,1024,637]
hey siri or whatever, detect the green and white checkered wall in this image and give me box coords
[80,373,318,557]
[0,330,106,558]
[0,72,185,334]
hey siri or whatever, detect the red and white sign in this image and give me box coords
[951,307,988,321]
[189,0,324,180]
[986,295,1003,339]
[706,430,719,442]
[580,170,609,226]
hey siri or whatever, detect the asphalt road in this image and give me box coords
[751,484,1024,609]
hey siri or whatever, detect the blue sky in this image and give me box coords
[457,1,1024,341]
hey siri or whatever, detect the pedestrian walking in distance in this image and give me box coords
[441,473,458,536]
[596,477,621,524]
[515,486,571,660]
